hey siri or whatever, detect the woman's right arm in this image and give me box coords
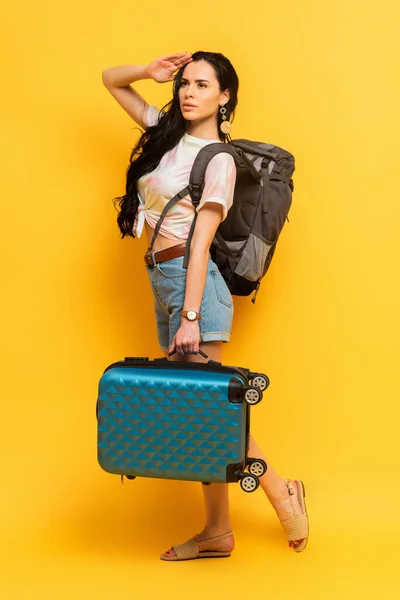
[102,53,193,129]
[102,65,152,129]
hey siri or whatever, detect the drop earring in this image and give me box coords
[219,105,232,134]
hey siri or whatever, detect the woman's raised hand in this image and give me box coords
[146,52,193,83]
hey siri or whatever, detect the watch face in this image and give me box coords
[187,310,196,320]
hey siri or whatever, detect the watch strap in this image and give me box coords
[181,309,202,321]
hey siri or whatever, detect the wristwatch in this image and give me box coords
[181,309,202,321]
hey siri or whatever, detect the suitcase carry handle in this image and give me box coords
[154,349,221,366]
[168,349,207,359]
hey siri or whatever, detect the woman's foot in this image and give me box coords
[268,479,307,549]
[162,529,235,559]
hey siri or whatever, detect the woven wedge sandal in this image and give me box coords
[279,479,309,553]
[160,531,233,561]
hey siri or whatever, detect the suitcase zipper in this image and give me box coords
[103,359,250,382]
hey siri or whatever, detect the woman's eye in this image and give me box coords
[180,82,207,88]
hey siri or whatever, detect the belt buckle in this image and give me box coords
[144,251,157,267]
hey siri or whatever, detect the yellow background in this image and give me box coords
[2,1,400,598]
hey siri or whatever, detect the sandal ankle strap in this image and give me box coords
[284,479,301,516]
[197,530,233,545]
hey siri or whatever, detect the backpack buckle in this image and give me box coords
[190,182,203,205]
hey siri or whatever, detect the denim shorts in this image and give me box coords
[145,254,234,352]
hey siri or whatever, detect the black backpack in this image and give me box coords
[147,138,295,303]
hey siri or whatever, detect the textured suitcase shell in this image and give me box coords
[97,358,251,484]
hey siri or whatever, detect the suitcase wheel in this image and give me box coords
[247,458,267,477]
[239,473,259,493]
[249,373,270,391]
[243,386,263,405]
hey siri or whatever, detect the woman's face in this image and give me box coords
[178,60,229,123]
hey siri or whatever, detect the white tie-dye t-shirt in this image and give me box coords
[134,104,236,241]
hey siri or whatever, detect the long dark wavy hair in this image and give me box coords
[112,51,239,239]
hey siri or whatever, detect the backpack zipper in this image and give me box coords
[251,281,261,304]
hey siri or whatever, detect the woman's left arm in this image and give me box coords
[169,203,224,355]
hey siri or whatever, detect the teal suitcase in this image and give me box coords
[96,352,270,492]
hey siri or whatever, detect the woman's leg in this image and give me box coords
[162,341,235,557]
[248,434,306,549]
[162,343,306,554]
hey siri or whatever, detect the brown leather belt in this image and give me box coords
[144,242,187,267]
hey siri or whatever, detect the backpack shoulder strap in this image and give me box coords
[147,186,190,252]
[182,144,239,269]
[188,143,238,205]
[148,144,236,252]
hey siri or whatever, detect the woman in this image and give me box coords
[102,50,309,561]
